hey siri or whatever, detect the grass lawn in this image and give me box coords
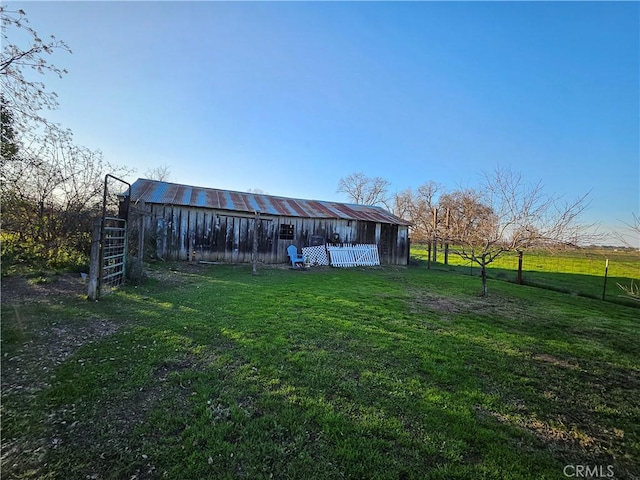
[2,263,639,479]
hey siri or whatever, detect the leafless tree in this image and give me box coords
[614,213,640,249]
[392,182,443,242]
[144,164,172,182]
[1,6,71,131]
[2,125,132,264]
[441,166,594,296]
[337,172,391,207]
[0,7,139,271]
[1,6,72,207]
[613,213,640,301]
[390,188,413,220]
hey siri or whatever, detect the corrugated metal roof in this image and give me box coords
[126,178,411,225]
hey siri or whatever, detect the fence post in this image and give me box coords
[602,258,609,301]
[252,211,260,275]
[517,250,523,285]
[431,208,438,263]
[88,217,101,301]
[444,208,450,266]
[138,214,145,260]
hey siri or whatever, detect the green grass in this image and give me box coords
[2,264,639,479]
[411,244,640,305]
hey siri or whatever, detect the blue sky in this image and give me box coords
[10,1,640,244]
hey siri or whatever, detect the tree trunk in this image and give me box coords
[481,266,488,296]
[481,255,488,296]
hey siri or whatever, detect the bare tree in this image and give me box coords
[337,172,391,207]
[1,7,72,202]
[614,213,640,249]
[2,125,132,266]
[0,7,137,272]
[441,166,593,296]
[391,188,413,220]
[145,164,172,182]
[397,182,442,243]
[614,213,640,301]
[1,6,71,131]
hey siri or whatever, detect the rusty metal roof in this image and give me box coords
[126,179,411,225]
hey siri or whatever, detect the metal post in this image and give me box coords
[517,250,523,285]
[602,258,609,300]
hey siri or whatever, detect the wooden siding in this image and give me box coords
[138,204,408,265]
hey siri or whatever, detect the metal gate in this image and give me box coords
[100,217,127,290]
[88,174,131,300]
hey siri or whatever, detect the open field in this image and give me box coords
[411,244,640,305]
[2,263,639,479]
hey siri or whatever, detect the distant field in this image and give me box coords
[411,244,640,304]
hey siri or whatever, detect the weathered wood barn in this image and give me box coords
[125,179,411,265]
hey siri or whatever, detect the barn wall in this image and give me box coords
[140,205,408,265]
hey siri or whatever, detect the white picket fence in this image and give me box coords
[300,244,381,267]
[326,244,380,267]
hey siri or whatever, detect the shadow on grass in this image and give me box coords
[410,256,639,308]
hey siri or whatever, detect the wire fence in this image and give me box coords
[411,245,640,306]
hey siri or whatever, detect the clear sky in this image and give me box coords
[9,1,640,245]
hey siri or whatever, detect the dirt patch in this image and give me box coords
[533,353,580,370]
[2,315,120,395]
[1,273,88,305]
[473,403,639,478]
[408,288,536,321]
[413,294,463,315]
[142,261,222,288]
[1,273,128,479]
[475,404,596,451]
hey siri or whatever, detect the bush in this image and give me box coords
[1,233,89,276]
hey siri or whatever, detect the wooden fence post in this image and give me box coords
[432,207,438,263]
[252,211,260,275]
[88,217,101,300]
[138,215,145,260]
[128,214,145,282]
[444,208,450,266]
